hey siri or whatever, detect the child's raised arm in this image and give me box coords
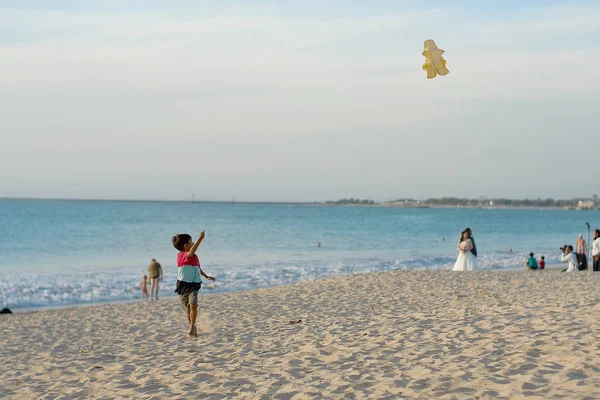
[188,231,205,258]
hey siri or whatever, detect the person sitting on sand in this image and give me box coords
[172,232,215,337]
[140,275,149,301]
[560,245,578,273]
[526,253,538,270]
[539,256,545,270]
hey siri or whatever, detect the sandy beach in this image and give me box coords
[2,270,600,399]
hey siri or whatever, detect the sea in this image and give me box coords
[0,199,597,311]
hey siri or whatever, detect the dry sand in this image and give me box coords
[2,270,600,399]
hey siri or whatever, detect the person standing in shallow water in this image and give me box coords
[148,258,163,300]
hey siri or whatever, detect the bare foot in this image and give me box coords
[188,325,198,337]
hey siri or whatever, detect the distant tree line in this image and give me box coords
[390,198,418,203]
[325,197,592,208]
[326,198,376,205]
[424,197,575,207]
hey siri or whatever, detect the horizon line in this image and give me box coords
[0,195,595,204]
[0,196,318,205]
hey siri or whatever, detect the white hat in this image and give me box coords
[579,234,583,238]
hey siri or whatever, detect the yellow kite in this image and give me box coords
[422,39,449,79]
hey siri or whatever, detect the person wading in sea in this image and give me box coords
[148,258,163,300]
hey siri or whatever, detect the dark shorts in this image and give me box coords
[179,290,198,313]
[577,253,588,270]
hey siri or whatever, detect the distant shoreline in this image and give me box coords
[328,203,580,210]
[378,203,570,210]
[0,197,596,210]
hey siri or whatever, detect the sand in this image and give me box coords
[2,270,600,399]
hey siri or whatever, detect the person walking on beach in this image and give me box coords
[148,258,163,300]
[576,234,588,270]
[172,232,215,337]
[140,275,149,301]
[560,245,578,273]
[592,229,600,272]
[465,228,477,257]
[453,230,478,271]
[526,253,539,270]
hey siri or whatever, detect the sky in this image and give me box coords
[1,1,599,202]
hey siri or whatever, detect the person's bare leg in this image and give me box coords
[189,304,198,336]
[151,279,159,300]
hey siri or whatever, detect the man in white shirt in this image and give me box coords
[592,229,600,272]
[560,245,579,272]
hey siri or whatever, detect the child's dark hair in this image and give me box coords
[172,234,192,251]
[541,256,545,260]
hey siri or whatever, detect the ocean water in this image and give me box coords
[0,199,597,310]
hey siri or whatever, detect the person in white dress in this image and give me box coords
[453,230,479,271]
